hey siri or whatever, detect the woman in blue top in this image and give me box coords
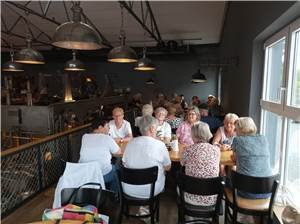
[231,117,272,199]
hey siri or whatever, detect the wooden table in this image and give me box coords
[116,142,234,166]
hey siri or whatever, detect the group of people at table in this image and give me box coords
[78,100,272,215]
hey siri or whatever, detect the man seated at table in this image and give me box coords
[122,115,171,199]
[109,107,133,144]
[79,118,121,192]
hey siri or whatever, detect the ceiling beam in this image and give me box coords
[119,1,162,44]
[3,2,52,41]
[6,1,61,25]
[2,31,51,46]
[145,1,162,42]
[5,1,112,49]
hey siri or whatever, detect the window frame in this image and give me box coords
[261,17,300,208]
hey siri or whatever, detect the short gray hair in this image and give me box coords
[138,115,158,135]
[224,113,239,123]
[191,122,212,142]
[235,117,257,135]
[155,107,168,116]
[142,104,153,116]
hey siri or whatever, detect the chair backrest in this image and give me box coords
[231,170,279,194]
[177,172,224,196]
[118,166,158,185]
[177,171,224,215]
[61,184,121,224]
[118,166,158,200]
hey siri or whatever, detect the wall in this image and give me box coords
[2,45,220,105]
[219,1,296,122]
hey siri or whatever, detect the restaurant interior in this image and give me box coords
[1,1,300,224]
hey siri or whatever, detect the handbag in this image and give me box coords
[43,183,106,223]
[42,204,102,223]
[62,182,103,208]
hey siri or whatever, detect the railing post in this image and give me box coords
[36,145,44,190]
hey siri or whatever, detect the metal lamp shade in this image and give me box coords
[64,59,85,71]
[191,69,207,83]
[146,77,155,85]
[15,47,45,64]
[134,57,156,71]
[107,45,138,63]
[52,21,103,50]
[2,60,24,72]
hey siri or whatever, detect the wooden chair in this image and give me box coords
[117,166,160,224]
[224,170,279,224]
[177,172,224,224]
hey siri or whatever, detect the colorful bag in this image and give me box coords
[43,204,106,223]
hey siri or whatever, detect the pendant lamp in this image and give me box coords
[191,69,207,83]
[15,37,45,64]
[107,5,137,63]
[146,77,155,85]
[64,50,85,71]
[52,2,103,50]
[2,47,24,72]
[134,46,155,71]
[15,13,45,64]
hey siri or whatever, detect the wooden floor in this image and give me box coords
[1,179,179,224]
[2,175,224,224]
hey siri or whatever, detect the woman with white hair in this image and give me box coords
[155,107,172,143]
[123,115,171,199]
[213,113,239,150]
[231,117,272,199]
[176,106,201,145]
[181,122,220,206]
[134,104,153,127]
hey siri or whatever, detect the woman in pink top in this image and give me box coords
[176,106,200,145]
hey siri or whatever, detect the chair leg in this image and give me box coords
[156,199,160,222]
[125,204,129,219]
[232,209,238,224]
[224,202,228,224]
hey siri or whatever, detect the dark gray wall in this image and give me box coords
[219,1,296,122]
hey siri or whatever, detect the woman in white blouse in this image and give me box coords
[154,107,172,143]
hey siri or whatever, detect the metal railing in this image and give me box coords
[1,124,91,217]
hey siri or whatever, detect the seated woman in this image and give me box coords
[109,107,133,144]
[135,104,153,127]
[123,115,171,198]
[165,106,182,133]
[181,122,220,206]
[155,107,172,143]
[213,113,239,150]
[231,117,272,199]
[79,118,121,192]
[176,106,200,146]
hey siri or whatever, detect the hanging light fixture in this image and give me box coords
[107,4,137,63]
[2,44,24,72]
[15,12,45,64]
[15,38,45,64]
[64,50,85,71]
[52,2,103,50]
[191,69,207,83]
[134,31,155,71]
[146,77,155,85]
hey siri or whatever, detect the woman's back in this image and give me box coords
[232,134,272,177]
[181,142,220,206]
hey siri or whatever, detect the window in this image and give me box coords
[261,17,300,209]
